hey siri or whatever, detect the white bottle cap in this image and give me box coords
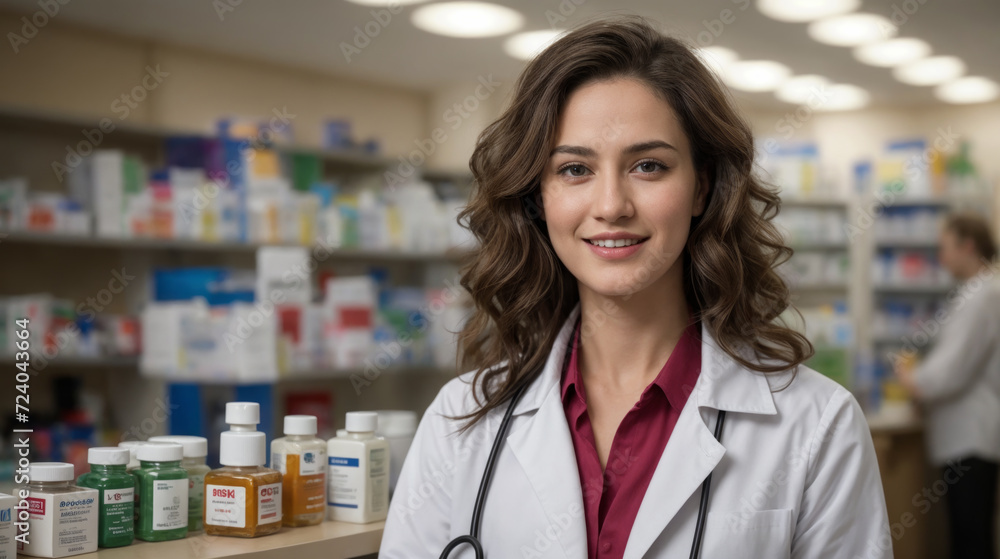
[88,447,130,466]
[346,411,378,433]
[137,443,184,462]
[219,431,267,467]
[284,415,317,436]
[30,462,75,482]
[376,410,418,438]
[226,402,260,430]
[149,436,208,458]
[336,429,347,438]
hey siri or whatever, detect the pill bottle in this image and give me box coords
[17,462,98,557]
[272,415,326,527]
[204,402,283,538]
[0,492,15,559]
[150,435,210,532]
[75,447,134,548]
[117,441,152,472]
[327,411,389,523]
[133,443,189,541]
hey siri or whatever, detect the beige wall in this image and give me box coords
[0,11,428,160]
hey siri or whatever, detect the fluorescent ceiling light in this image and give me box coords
[808,13,896,47]
[345,0,428,5]
[723,60,791,92]
[935,77,1000,104]
[695,46,738,77]
[757,0,859,22]
[893,56,966,86]
[853,38,931,67]
[813,84,870,111]
[504,30,564,60]
[411,2,524,38]
[776,74,830,104]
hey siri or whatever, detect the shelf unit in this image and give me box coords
[0,107,471,447]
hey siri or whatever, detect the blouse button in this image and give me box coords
[601,541,612,553]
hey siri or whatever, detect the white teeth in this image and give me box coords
[588,238,642,248]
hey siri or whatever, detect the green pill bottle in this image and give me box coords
[76,447,135,548]
[150,435,210,532]
[133,442,189,541]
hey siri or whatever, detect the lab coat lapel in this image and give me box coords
[506,305,588,559]
[622,324,778,559]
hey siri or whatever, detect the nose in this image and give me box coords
[593,171,634,223]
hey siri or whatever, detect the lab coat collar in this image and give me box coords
[511,302,779,417]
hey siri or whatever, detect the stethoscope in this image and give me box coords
[440,318,727,559]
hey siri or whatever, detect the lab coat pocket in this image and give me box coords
[701,508,793,559]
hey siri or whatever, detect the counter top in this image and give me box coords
[74,520,384,559]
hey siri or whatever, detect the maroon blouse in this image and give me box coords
[560,318,702,559]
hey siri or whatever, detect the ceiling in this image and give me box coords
[1,0,998,110]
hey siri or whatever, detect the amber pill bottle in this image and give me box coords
[204,402,283,538]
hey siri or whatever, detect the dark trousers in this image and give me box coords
[946,456,999,559]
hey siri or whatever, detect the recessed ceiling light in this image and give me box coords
[504,30,564,60]
[853,38,931,67]
[723,60,791,92]
[345,0,428,5]
[757,0,860,22]
[808,13,896,47]
[813,84,870,111]
[893,56,966,86]
[695,46,739,77]
[776,75,830,104]
[411,2,524,38]
[935,77,1000,104]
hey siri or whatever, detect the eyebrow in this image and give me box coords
[549,140,678,158]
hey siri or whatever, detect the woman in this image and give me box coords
[896,212,1000,559]
[381,16,891,559]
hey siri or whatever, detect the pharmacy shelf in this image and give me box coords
[5,354,139,370]
[788,241,850,251]
[141,365,456,384]
[780,197,850,208]
[873,284,952,295]
[789,282,850,291]
[874,240,939,249]
[76,519,383,559]
[0,231,473,263]
[0,106,394,172]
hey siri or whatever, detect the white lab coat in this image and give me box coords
[380,304,892,558]
[914,268,1000,466]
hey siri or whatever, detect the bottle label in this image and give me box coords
[17,490,98,556]
[272,452,286,474]
[369,448,388,514]
[258,483,282,524]
[299,449,324,476]
[328,455,361,509]
[205,484,246,528]
[101,488,134,539]
[152,479,188,531]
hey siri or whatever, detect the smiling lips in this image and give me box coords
[584,234,649,259]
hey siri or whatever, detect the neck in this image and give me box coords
[958,259,990,281]
[576,267,691,391]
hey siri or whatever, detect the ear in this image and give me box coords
[692,169,709,217]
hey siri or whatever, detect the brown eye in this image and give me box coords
[635,161,665,173]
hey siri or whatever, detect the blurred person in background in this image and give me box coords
[896,212,1000,559]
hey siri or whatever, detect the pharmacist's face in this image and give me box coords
[539,78,706,299]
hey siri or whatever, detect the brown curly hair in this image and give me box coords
[452,14,813,431]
